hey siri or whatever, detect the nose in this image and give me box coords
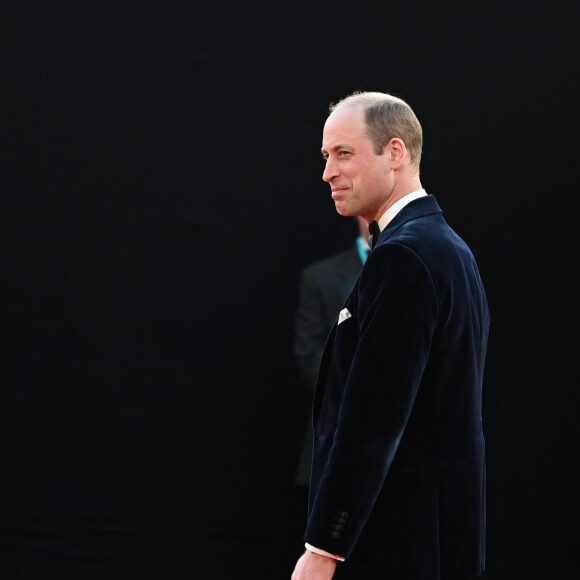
[322,157,338,183]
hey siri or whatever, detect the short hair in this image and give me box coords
[330,92,423,170]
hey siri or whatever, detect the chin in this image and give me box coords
[335,205,353,217]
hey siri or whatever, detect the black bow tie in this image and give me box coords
[368,220,381,250]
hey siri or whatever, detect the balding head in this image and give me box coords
[330,92,423,172]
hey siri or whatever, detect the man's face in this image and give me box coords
[321,106,393,223]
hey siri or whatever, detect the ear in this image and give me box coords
[387,138,405,169]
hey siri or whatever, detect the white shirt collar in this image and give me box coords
[377,189,427,232]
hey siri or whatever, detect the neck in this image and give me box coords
[370,178,422,223]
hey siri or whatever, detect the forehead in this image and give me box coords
[322,106,369,150]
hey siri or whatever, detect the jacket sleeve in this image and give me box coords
[304,242,439,558]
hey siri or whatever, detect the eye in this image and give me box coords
[338,150,351,158]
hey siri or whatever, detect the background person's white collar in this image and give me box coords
[377,189,427,231]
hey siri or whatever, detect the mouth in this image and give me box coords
[331,187,348,200]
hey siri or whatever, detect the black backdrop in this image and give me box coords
[1,1,578,578]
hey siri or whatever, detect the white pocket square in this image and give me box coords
[338,308,352,325]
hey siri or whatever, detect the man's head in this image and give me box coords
[321,91,423,223]
[330,92,423,171]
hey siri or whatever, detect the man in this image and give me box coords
[294,217,369,487]
[291,92,490,579]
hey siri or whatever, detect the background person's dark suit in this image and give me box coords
[294,240,367,486]
[306,195,490,579]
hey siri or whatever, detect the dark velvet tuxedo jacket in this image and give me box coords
[305,195,490,579]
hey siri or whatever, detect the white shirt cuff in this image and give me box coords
[305,543,346,562]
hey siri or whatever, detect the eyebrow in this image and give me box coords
[321,143,351,156]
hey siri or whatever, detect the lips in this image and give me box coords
[332,193,349,204]
[331,186,349,199]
